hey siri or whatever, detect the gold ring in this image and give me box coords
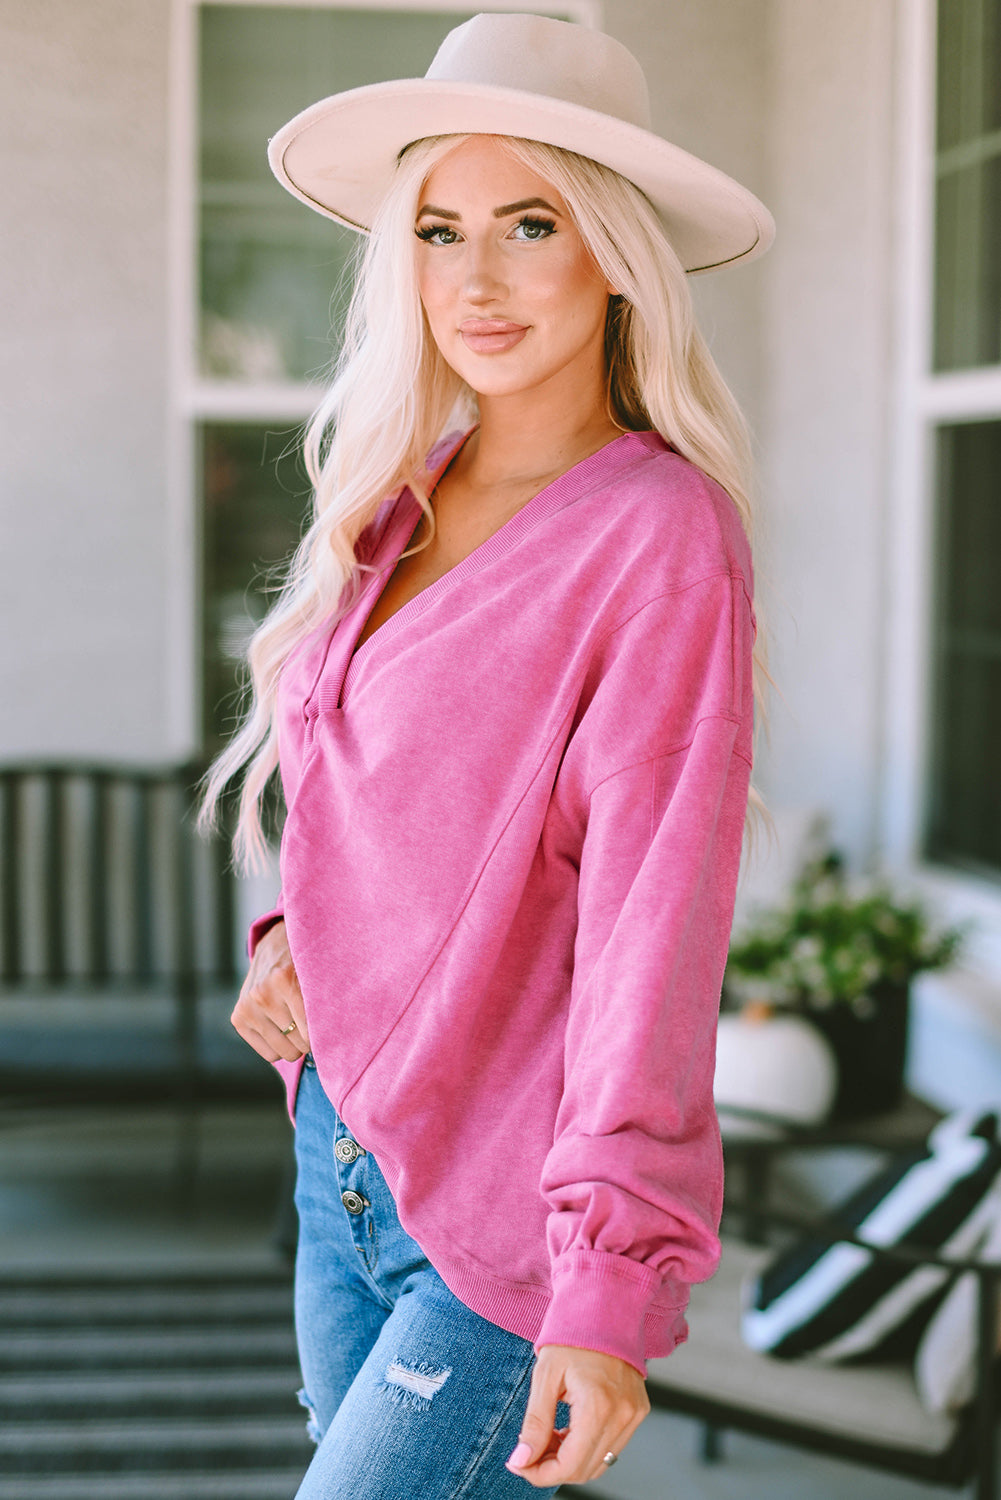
[280,1022,297,1035]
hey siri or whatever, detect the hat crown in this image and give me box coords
[424,12,652,132]
[268,11,774,271]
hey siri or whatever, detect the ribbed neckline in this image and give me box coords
[335,428,664,707]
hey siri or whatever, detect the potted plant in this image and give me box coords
[724,854,964,1120]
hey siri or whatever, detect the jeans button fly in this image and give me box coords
[341,1189,369,1215]
[334,1138,366,1164]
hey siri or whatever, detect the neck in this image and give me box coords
[458,396,624,494]
[463,333,624,481]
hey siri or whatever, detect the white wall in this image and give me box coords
[754,0,898,868]
[609,1,905,874]
[1,0,172,761]
[604,0,771,438]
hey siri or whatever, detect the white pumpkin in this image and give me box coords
[714,1006,838,1133]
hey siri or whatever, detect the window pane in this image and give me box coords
[933,153,1001,369]
[200,423,312,753]
[937,0,1001,148]
[199,5,479,382]
[927,420,1001,876]
[933,0,1001,370]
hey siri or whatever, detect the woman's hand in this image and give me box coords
[231,918,310,1062]
[505,1344,650,1487]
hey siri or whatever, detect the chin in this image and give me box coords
[446,362,534,400]
[451,353,561,400]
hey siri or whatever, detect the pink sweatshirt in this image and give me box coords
[249,428,754,1376]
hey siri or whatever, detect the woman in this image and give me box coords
[200,13,773,1497]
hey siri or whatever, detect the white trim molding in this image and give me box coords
[164,0,200,757]
[195,0,600,14]
[883,0,1001,1004]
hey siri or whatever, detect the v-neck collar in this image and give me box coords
[327,427,662,709]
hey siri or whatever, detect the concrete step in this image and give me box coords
[0,1469,311,1500]
[0,1283,293,1326]
[0,1416,312,1474]
[0,1367,301,1419]
[0,1262,308,1490]
[0,1325,299,1372]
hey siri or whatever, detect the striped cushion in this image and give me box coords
[742,1110,1001,1361]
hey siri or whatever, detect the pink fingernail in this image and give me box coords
[505,1442,532,1469]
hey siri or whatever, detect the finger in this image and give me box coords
[518,1404,598,1485]
[253,967,309,1050]
[284,990,310,1049]
[228,1013,283,1064]
[254,982,310,1050]
[263,1012,310,1058]
[234,1015,305,1065]
[577,1405,649,1485]
[231,987,307,1062]
[584,1416,643,1483]
[505,1359,564,1474]
[523,1396,643,1486]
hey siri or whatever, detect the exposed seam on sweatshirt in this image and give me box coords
[585,714,744,801]
[587,568,748,660]
[339,693,583,1111]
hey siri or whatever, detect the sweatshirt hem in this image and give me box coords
[426,1249,690,1376]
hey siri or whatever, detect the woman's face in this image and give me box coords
[415,136,614,410]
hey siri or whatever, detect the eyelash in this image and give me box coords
[513,216,557,241]
[414,215,557,246]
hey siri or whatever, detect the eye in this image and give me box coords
[415,223,460,246]
[510,216,557,242]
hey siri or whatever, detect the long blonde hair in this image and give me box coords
[198,133,759,871]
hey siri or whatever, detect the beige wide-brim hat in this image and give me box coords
[268,12,774,275]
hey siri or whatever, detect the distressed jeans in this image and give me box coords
[292,1060,564,1500]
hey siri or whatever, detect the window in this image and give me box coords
[933,0,1001,372]
[924,0,1001,877]
[198,5,487,387]
[200,423,309,749]
[175,1,596,756]
[927,419,1001,873]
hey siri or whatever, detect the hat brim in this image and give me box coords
[268,80,774,274]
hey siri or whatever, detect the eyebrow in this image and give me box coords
[415,196,561,221]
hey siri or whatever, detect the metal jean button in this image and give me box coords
[341,1190,369,1215]
[334,1138,366,1164]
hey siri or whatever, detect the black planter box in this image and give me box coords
[808,982,910,1121]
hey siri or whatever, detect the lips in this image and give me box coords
[459,319,528,354]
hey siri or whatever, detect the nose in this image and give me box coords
[462,237,507,305]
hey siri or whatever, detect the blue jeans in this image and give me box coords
[292,1060,564,1499]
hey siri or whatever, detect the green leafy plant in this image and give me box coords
[725,854,964,1016]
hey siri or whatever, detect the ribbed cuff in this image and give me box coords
[247,902,284,958]
[534,1250,665,1377]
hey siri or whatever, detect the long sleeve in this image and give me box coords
[247,893,285,958]
[534,570,755,1373]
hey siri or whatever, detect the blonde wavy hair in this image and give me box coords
[198,133,760,872]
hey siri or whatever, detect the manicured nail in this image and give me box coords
[505,1442,532,1469]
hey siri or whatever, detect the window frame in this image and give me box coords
[884,0,1001,975]
[165,0,602,756]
